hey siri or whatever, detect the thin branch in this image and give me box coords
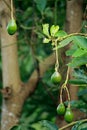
[57,33,87,42]
[59,118,87,130]
[20,24,36,30]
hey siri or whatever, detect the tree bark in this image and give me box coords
[0,1,56,129]
[0,1,21,129]
[66,0,83,33]
[65,1,85,127]
[66,0,83,101]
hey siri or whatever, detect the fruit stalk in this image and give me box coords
[59,118,87,130]
[65,87,71,108]
[11,0,14,19]
[65,67,70,85]
[65,67,71,108]
[60,85,63,103]
[55,41,59,72]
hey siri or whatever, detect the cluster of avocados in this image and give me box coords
[57,103,74,123]
[51,71,74,123]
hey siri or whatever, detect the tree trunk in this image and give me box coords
[0,1,21,130]
[0,2,56,130]
[66,0,83,33]
[66,1,85,128]
[66,0,83,101]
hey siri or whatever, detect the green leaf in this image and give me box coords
[50,25,59,37]
[10,125,21,130]
[40,120,58,130]
[69,79,87,85]
[71,124,79,130]
[78,122,87,130]
[71,121,82,130]
[58,36,73,49]
[68,54,87,67]
[43,38,51,43]
[73,69,87,80]
[34,0,47,13]
[66,49,76,56]
[78,89,87,96]
[68,100,87,110]
[55,30,67,37]
[72,48,87,57]
[73,36,87,49]
[42,24,50,37]
[66,44,78,56]
[58,36,87,49]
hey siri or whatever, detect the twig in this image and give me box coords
[57,33,87,42]
[59,118,87,130]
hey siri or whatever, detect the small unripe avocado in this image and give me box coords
[51,71,62,84]
[7,19,17,35]
[57,103,65,115]
[64,107,74,123]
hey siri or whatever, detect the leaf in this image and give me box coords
[71,121,82,130]
[73,36,87,49]
[69,79,87,85]
[22,7,33,20]
[78,89,87,96]
[80,127,87,130]
[50,25,59,37]
[73,69,87,80]
[66,49,76,56]
[58,36,73,49]
[43,38,51,43]
[34,0,47,13]
[40,120,58,130]
[78,122,87,130]
[71,124,79,130]
[10,125,21,130]
[58,35,87,49]
[66,44,78,56]
[72,121,87,130]
[68,54,87,67]
[42,24,50,37]
[55,30,67,37]
[72,48,87,57]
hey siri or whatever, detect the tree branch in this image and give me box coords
[59,118,87,130]
[24,52,56,96]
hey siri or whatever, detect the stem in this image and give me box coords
[57,33,87,42]
[59,67,71,106]
[60,86,63,103]
[55,42,59,71]
[59,118,87,130]
[11,0,14,19]
[65,33,87,38]
[65,67,70,85]
[65,87,71,108]
[64,67,71,107]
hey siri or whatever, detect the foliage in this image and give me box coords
[42,24,87,67]
[40,120,58,130]
[1,0,87,130]
[69,67,87,113]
